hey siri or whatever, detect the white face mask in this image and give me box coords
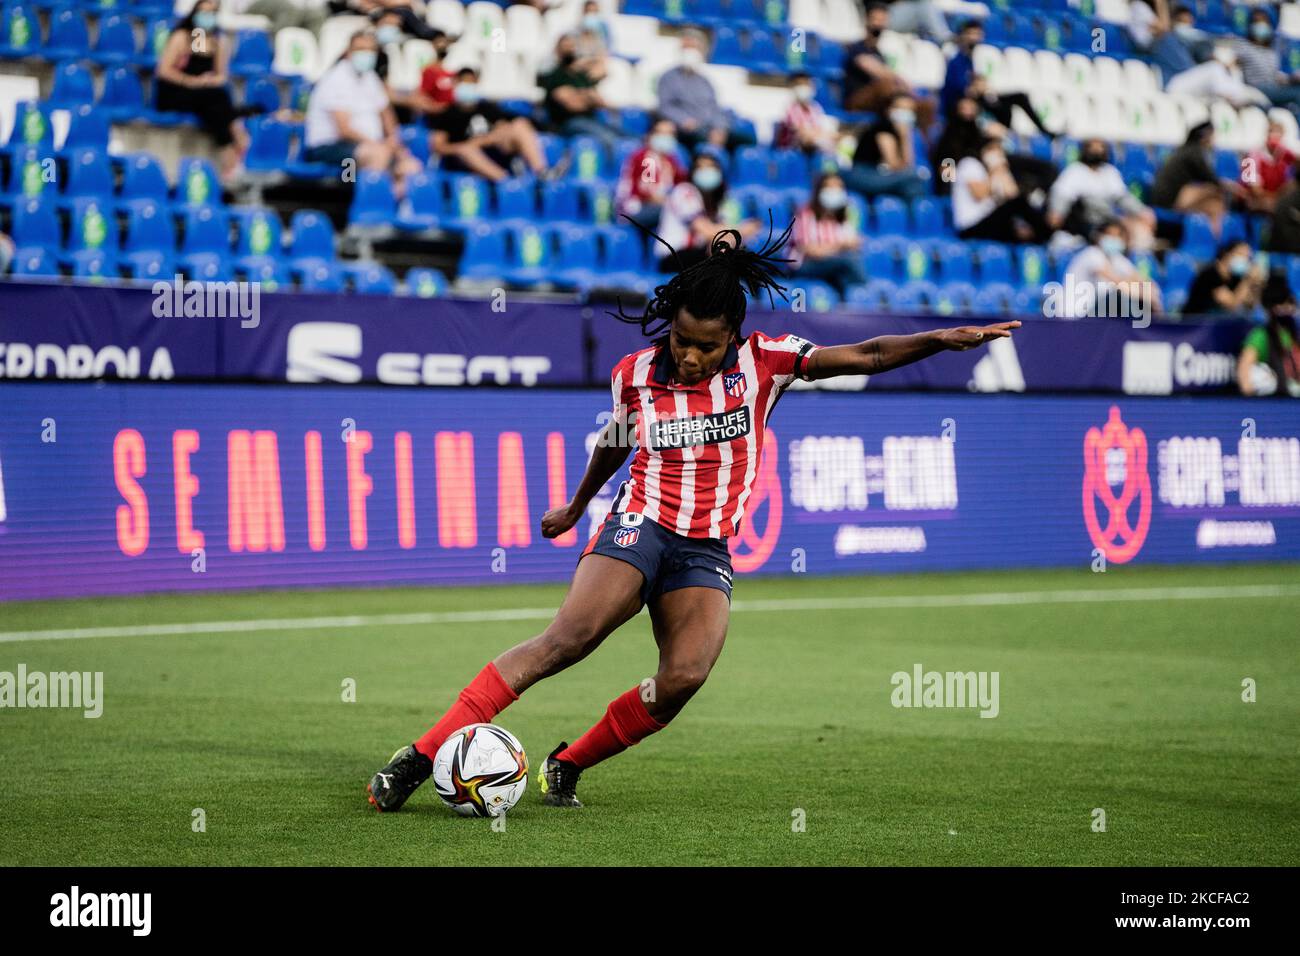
[681,47,705,69]
[794,85,814,103]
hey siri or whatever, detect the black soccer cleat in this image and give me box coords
[366,744,433,812]
[538,742,583,808]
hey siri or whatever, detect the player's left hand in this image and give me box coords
[936,321,1021,351]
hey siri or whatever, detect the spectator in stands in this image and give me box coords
[965,74,1054,144]
[1238,273,1300,396]
[1230,8,1300,117]
[1150,121,1228,237]
[940,19,982,119]
[1241,120,1296,214]
[576,1,611,59]
[845,93,927,201]
[1134,1,1209,71]
[655,152,760,272]
[328,0,442,42]
[428,68,548,182]
[775,73,838,159]
[0,230,13,276]
[539,33,618,150]
[155,0,249,181]
[930,94,983,196]
[841,3,935,128]
[789,173,867,295]
[886,0,950,44]
[304,31,422,195]
[245,0,328,36]
[656,30,753,151]
[952,139,1050,243]
[1144,1,1268,106]
[1267,181,1300,252]
[616,119,686,231]
[1049,138,1155,251]
[1062,219,1161,319]
[417,45,458,116]
[1184,240,1266,315]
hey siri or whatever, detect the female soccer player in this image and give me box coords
[368,227,1019,810]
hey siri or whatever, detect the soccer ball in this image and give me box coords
[431,724,529,817]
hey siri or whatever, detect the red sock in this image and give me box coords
[557,686,666,770]
[414,662,518,758]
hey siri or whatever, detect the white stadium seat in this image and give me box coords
[608,15,663,61]
[464,1,506,49]
[972,43,1003,87]
[910,40,947,90]
[1092,56,1125,93]
[1281,3,1300,40]
[317,15,369,72]
[999,47,1036,93]
[1033,49,1063,90]
[428,0,467,37]
[1061,52,1095,91]
[598,56,637,108]
[272,27,320,80]
[1123,57,1161,94]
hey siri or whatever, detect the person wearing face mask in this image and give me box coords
[1228,9,1300,116]
[952,139,1050,243]
[940,20,983,119]
[539,32,619,151]
[1240,121,1296,215]
[655,154,760,271]
[1061,220,1161,319]
[789,173,867,296]
[1184,241,1267,316]
[426,67,548,182]
[304,31,423,196]
[1141,1,1211,82]
[327,0,445,43]
[155,0,249,181]
[1150,122,1229,238]
[844,93,927,201]
[656,31,754,151]
[840,3,935,128]
[616,119,687,231]
[774,73,837,156]
[1048,138,1155,251]
[1239,274,1300,396]
[574,0,611,60]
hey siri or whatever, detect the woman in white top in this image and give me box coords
[952,140,1050,243]
[1060,219,1162,319]
[655,153,760,271]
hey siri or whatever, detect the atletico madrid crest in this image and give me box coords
[614,527,640,548]
[724,371,746,398]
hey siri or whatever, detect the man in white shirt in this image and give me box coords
[952,141,1050,243]
[1049,138,1155,251]
[304,30,421,195]
[1059,220,1161,319]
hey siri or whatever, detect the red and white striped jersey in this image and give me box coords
[607,330,820,539]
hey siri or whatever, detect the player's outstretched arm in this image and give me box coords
[804,321,1021,380]
[541,419,635,539]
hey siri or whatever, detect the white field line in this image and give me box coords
[1,583,1299,644]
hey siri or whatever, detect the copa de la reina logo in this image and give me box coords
[1082,406,1152,563]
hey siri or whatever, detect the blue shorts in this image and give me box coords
[579,512,733,608]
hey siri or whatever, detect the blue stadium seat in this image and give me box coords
[178,205,232,277]
[288,209,335,263]
[731,146,770,186]
[98,66,146,123]
[894,279,939,311]
[506,223,555,286]
[935,281,977,315]
[240,258,292,291]
[873,195,907,235]
[494,177,538,225]
[349,262,397,295]
[120,152,171,212]
[1221,212,1248,246]
[554,225,599,291]
[59,103,109,157]
[62,148,113,204]
[399,123,429,165]
[598,226,649,290]
[396,171,442,232]
[458,223,508,282]
[10,196,59,251]
[0,5,41,59]
[233,206,283,273]
[771,150,809,185]
[139,17,172,69]
[122,197,176,275]
[712,26,742,65]
[3,101,53,157]
[845,278,898,310]
[47,61,94,108]
[974,242,1013,284]
[244,117,292,173]
[44,10,90,60]
[542,179,582,225]
[538,133,566,168]
[444,173,488,229]
[9,246,59,277]
[91,13,139,65]
[230,30,273,76]
[1013,284,1043,314]
[1017,245,1050,286]
[71,249,116,281]
[577,181,614,225]
[744,28,781,73]
[348,170,398,228]
[910,197,943,237]
[1,147,55,204]
[972,282,1018,316]
[569,136,607,182]
[405,267,448,297]
[1181,214,1216,258]
[936,241,973,281]
[901,241,934,282]
[65,196,119,269]
[125,249,175,283]
[295,260,344,292]
[243,76,281,114]
[175,157,222,209]
[1164,251,1197,292]
[865,238,901,281]
[787,279,838,312]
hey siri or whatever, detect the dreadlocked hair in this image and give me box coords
[610,213,795,340]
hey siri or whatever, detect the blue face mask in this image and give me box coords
[1251,22,1273,42]
[455,83,481,105]
[1229,255,1250,277]
[377,26,402,46]
[582,14,603,31]
[819,187,847,210]
[194,11,216,30]
[649,133,676,155]
[693,167,722,191]
[1099,235,1125,257]
[350,50,377,74]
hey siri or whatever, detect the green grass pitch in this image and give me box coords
[1,563,1297,866]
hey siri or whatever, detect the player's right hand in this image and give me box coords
[541,503,582,539]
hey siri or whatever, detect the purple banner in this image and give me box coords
[0,280,1257,394]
